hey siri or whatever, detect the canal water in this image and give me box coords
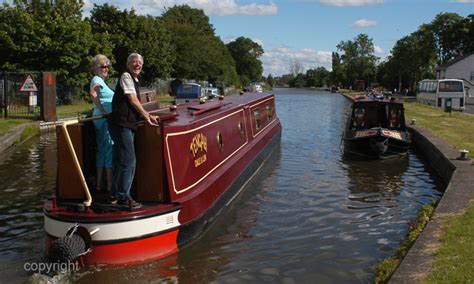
[0,89,444,283]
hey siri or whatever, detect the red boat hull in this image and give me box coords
[44,92,282,265]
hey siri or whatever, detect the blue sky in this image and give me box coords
[81,0,474,76]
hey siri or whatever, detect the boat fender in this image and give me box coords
[48,224,93,264]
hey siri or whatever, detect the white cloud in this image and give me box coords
[130,0,278,16]
[374,45,383,54]
[261,45,332,76]
[450,0,474,2]
[320,0,384,7]
[351,19,377,28]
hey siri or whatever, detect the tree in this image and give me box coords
[336,34,378,88]
[306,67,329,87]
[161,5,238,84]
[90,4,174,83]
[384,26,437,92]
[289,58,303,77]
[266,74,275,87]
[429,12,467,63]
[1,0,94,99]
[226,36,264,86]
[330,52,344,87]
[289,73,306,88]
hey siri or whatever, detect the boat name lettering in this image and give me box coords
[190,133,208,167]
[355,130,377,137]
[190,133,208,158]
[382,131,402,140]
[194,154,207,167]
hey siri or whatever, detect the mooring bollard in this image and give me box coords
[457,149,470,160]
[411,118,416,125]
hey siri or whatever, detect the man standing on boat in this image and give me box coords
[108,53,159,209]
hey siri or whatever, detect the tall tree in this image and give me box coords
[266,74,275,87]
[289,58,303,77]
[330,52,344,87]
[429,12,467,63]
[336,34,378,88]
[226,36,264,86]
[161,5,238,84]
[90,4,174,83]
[385,26,436,91]
[1,0,94,98]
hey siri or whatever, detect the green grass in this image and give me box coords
[424,205,474,283]
[56,100,93,119]
[404,102,474,154]
[0,119,31,137]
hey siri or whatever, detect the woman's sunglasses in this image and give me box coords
[100,65,109,69]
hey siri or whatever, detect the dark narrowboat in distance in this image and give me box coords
[44,91,282,265]
[342,94,409,159]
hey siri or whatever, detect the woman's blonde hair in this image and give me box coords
[91,54,110,74]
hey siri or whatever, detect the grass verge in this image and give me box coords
[0,119,31,137]
[424,204,474,283]
[56,100,93,119]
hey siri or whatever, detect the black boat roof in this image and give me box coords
[352,95,403,106]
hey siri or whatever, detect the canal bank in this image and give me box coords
[389,124,474,283]
[0,122,39,159]
[340,92,474,282]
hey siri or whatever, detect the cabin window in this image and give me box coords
[238,121,245,138]
[389,108,400,128]
[253,108,261,131]
[265,103,273,121]
[353,108,365,128]
[217,131,224,151]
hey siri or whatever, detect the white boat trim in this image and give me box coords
[44,210,181,242]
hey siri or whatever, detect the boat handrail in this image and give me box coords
[187,101,230,115]
[61,115,107,207]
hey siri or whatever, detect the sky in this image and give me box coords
[79,0,474,77]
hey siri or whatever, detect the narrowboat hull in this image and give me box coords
[342,96,409,159]
[44,92,282,265]
[343,128,409,159]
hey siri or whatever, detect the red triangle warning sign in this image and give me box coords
[19,74,39,92]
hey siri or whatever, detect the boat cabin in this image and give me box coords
[349,97,406,131]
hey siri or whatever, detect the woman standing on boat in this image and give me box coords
[89,54,114,193]
[108,53,159,208]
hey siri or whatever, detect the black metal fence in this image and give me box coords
[1,71,43,119]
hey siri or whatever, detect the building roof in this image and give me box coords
[436,52,474,70]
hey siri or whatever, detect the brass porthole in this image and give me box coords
[217,131,224,152]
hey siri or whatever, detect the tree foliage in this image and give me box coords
[89,4,174,84]
[162,5,239,85]
[336,33,378,88]
[1,0,93,92]
[226,36,264,86]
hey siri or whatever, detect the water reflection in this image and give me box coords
[343,156,409,205]
[0,133,57,281]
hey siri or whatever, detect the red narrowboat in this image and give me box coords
[44,91,282,266]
